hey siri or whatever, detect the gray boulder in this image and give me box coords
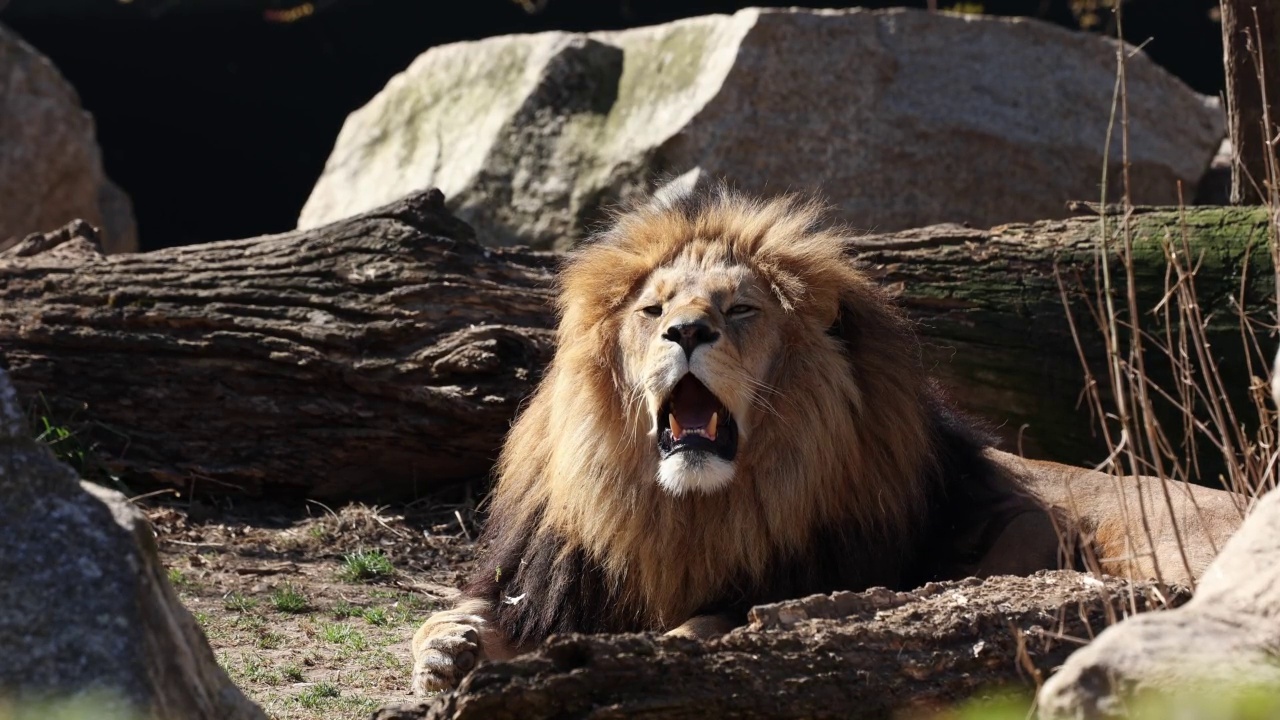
[0,22,137,254]
[298,7,1224,250]
[0,365,264,719]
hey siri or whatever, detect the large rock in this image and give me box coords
[0,22,137,254]
[0,365,264,719]
[298,7,1225,250]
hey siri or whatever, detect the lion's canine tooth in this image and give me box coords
[669,413,682,439]
[708,412,718,441]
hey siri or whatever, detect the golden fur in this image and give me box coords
[410,185,1246,694]
[498,191,934,627]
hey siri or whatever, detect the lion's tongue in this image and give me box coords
[670,376,720,431]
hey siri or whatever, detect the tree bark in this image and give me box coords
[0,190,558,500]
[0,192,1271,500]
[1220,0,1280,204]
[374,571,1189,720]
[856,204,1273,466]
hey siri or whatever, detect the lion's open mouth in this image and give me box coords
[657,375,739,461]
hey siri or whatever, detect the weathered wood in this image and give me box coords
[1219,0,1280,204]
[374,571,1188,720]
[0,194,1271,499]
[0,190,558,499]
[857,205,1274,464]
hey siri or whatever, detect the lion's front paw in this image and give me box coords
[411,622,481,694]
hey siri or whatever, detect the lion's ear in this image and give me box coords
[826,298,860,356]
[826,287,911,360]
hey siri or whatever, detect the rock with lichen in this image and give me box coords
[0,363,264,719]
[299,7,1224,250]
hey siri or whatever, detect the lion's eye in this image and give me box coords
[726,304,756,317]
[641,304,663,317]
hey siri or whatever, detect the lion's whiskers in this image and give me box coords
[717,367,784,420]
[619,383,650,449]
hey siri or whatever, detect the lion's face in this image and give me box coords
[545,187,929,523]
[618,252,785,495]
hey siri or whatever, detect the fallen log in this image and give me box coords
[854,205,1273,464]
[374,571,1188,720]
[0,190,558,499]
[0,192,1270,499]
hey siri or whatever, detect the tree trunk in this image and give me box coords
[0,192,1271,500]
[1220,0,1280,204]
[374,571,1189,720]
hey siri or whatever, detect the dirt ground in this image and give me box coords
[143,491,480,720]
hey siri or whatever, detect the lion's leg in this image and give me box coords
[411,597,514,694]
[974,507,1079,577]
[664,611,742,641]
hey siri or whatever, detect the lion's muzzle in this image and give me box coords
[663,320,720,359]
[658,374,739,462]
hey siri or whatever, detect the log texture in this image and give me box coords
[0,190,558,499]
[374,571,1189,720]
[0,192,1271,499]
[1219,0,1280,204]
[856,205,1273,463]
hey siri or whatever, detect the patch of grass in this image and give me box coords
[34,414,89,470]
[28,393,131,493]
[288,681,381,715]
[167,567,193,589]
[256,630,285,649]
[331,600,363,619]
[223,592,259,613]
[233,614,267,632]
[361,607,389,626]
[296,682,341,709]
[321,622,368,651]
[338,549,394,582]
[197,613,229,641]
[6,690,145,720]
[270,584,310,614]
[281,664,305,683]
[389,593,436,625]
[356,648,407,675]
[942,692,1031,719]
[240,654,283,686]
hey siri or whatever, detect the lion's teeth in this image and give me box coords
[708,412,718,441]
[669,413,682,439]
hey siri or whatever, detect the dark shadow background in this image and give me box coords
[1,0,1223,251]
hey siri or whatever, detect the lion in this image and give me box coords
[411,184,1246,693]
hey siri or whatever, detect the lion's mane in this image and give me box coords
[464,187,1018,649]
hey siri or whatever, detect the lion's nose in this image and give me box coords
[664,321,719,359]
